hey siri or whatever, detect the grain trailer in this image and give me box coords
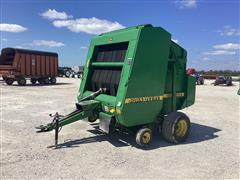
[0,48,58,85]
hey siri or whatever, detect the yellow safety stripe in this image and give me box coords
[124,92,184,104]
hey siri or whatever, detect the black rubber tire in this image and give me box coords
[5,78,14,85]
[38,78,45,85]
[65,70,70,78]
[88,115,98,123]
[50,77,57,84]
[30,78,37,85]
[43,78,50,85]
[17,78,26,86]
[162,112,190,144]
[136,128,152,147]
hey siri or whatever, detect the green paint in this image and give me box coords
[38,24,195,132]
[79,24,195,127]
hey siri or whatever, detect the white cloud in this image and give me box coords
[53,17,125,35]
[80,46,88,49]
[1,38,8,42]
[175,0,197,9]
[203,50,236,56]
[41,9,72,20]
[213,43,240,50]
[32,40,65,47]
[0,23,27,32]
[202,57,209,61]
[15,45,27,49]
[172,39,179,43]
[219,26,240,36]
[41,9,125,35]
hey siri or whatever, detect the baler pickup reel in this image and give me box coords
[35,88,106,148]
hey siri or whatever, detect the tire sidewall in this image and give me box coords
[6,78,14,85]
[136,128,152,147]
[18,78,26,86]
[50,77,56,84]
[172,113,190,143]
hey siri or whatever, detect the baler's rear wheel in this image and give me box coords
[17,77,26,86]
[136,128,152,147]
[162,112,190,143]
[5,78,14,85]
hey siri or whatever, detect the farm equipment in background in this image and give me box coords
[70,66,84,78]
[187,68,204,85]
[195,74,204,85]
[58,67,72,77]
[0,48,58,86]
[214,76,233,86]
[58,66,84,78]
[36,24,196,148]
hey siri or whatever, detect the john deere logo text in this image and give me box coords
[125,93,184,104]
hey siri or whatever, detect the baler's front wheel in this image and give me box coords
[162,112,190,143]
[136,128,152,147]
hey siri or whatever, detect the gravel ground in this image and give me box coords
[1,78,239,179]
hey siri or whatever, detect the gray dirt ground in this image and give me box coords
[1,78,239,179]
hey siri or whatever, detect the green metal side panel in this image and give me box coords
[76,24,195,128]
[78,27,140,101]
[38,24,196,134]
[162,42,188,113]
[119,27,171,127]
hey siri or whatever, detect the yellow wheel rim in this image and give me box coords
[142,132,151,144]
[175,119,188,137]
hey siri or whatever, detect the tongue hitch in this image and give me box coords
[36,89,105,147]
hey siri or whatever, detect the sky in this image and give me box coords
[0,0,239,70]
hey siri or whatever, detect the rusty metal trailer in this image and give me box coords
[0,48,58,86]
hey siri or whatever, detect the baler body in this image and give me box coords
[37,24,195,147]
[78,24,195,128]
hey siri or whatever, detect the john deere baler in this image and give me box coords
[37,24,195,148]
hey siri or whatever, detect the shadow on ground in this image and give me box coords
[50,122,221,150]
[7,82,73,86]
